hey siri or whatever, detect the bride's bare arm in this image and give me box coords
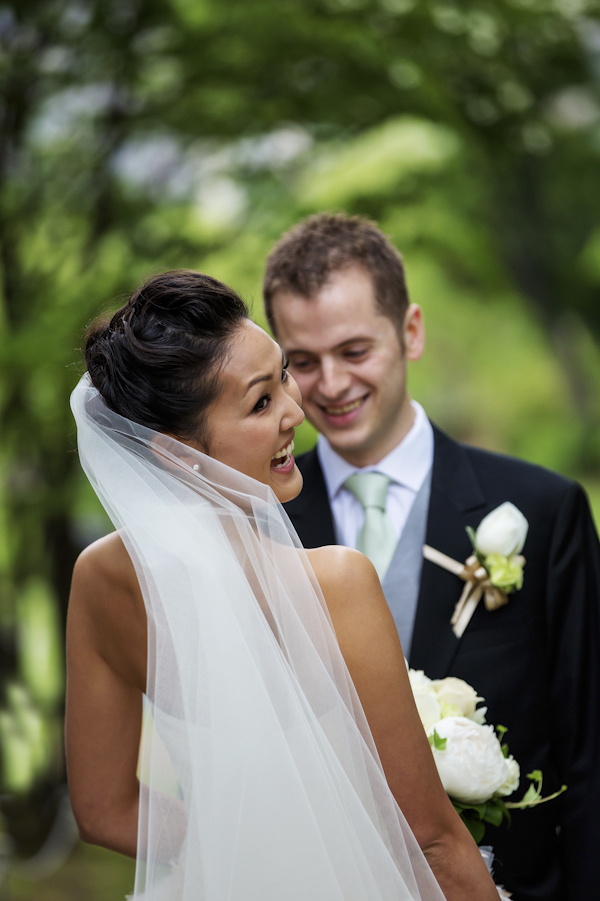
[308,545,498,901]
[66,535,146,857]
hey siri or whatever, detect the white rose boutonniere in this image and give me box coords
[423,501,529,637]
[474,502,528,557]
[470,502,528,594]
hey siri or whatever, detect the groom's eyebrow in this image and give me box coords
[287,336,373,355]
[335,336,373,349]
[244,349,285,395]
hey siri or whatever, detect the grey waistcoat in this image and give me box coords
[380,470,432,656]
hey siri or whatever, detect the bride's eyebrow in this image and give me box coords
[244,349,285,395]
[244,372,272,395]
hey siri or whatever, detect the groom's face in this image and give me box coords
[271,266,423,467]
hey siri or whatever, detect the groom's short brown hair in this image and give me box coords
[263,213,410,335]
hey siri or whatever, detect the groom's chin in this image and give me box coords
[322,425,369,460]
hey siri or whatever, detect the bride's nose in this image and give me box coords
[282,388,305,431]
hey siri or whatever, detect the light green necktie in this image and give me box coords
[344,471,397,580]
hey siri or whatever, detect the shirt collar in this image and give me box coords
[317,401,434,502]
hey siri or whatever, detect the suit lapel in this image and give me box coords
[409,426,487,676]
[288,433,489,676]
[283,449,337,548]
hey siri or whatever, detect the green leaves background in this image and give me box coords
[0,0,599,890]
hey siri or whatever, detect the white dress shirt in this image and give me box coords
[317,401,434,549]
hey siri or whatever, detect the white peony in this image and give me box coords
[469,705,488,725]
[409,669,442,732]
[408,669,433,692]
[431,676,484,719]
[428,716,509,805]
[496,755,520,797]
[475,502,529,558]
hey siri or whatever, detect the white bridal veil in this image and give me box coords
[71,375,445,901]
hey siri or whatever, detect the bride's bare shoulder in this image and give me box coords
[70,531,140,619]
[69,533,147,690]
[70,531,146,661]
[73,531,135,587]
[305,546,381,612]
[306,544,373,576]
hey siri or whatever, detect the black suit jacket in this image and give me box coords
[284,426,600,901]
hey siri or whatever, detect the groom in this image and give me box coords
[263,213,600,901]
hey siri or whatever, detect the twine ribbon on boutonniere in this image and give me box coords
[422,502,529,639]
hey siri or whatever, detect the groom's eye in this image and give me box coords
[345,346,368,359]
[289,355,315,371]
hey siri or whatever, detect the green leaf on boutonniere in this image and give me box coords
[485,553,524,592]
[465,525,486,566]
[466,525,477,551]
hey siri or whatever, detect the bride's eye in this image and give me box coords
[253,394,270,412]
[282,359,290,382]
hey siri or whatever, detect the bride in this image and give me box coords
[66,270,497,900]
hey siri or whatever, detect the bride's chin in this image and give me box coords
[271,468,303,504]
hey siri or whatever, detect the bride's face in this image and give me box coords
[200,320,305,503]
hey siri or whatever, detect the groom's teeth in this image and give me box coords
[324,398,363,415]
[271,440,295,462]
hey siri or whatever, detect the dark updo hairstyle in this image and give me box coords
[85,270,249,445]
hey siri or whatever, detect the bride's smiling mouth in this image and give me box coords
[270,438,295,473]
[317,394,369,426]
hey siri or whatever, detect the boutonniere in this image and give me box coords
[423,502,529,638]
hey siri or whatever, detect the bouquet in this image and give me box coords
[408,669,566,844]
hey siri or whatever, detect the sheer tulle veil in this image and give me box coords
[71,374,445,901]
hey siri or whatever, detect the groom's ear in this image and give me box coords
[402,304,425,362]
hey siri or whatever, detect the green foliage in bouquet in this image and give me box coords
[428,730,447,752]
[505,770,567,812]
[453,797,509,845]
[451,726,567,844]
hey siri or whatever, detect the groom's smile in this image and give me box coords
[319,393,370,425]
[271,265,425,468]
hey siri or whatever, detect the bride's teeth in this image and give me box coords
[324,398,363,415]
[271,440,295,463]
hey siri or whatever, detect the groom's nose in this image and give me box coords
[317,357,351,399]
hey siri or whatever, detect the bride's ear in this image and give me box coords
[150,433,202,474]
